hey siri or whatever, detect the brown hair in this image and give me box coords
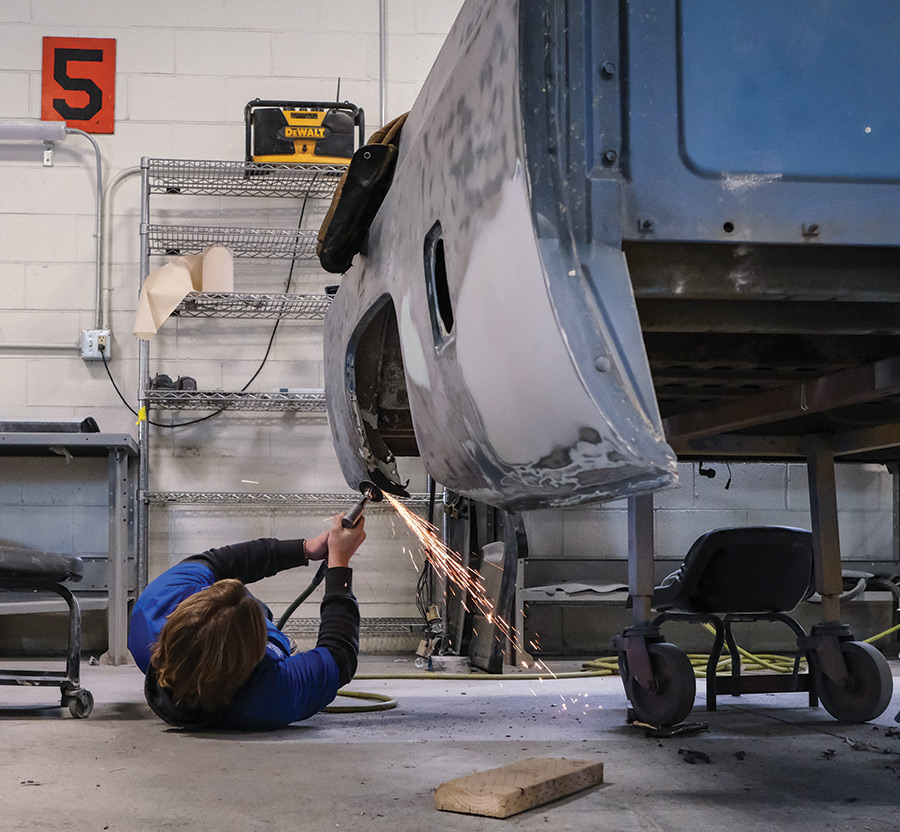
[150,579,267,713]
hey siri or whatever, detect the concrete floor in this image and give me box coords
[1,656,899,832]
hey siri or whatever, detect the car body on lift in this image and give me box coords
[323,0,677,511]
[324,0,900,722]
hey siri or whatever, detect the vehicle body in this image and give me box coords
[324,0,900,511]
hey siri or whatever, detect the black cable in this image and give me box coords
[415,476,438,619]
[101,347,221,428]
[104,200,310,428]
[238,199,307,391]
[276,560,328,630]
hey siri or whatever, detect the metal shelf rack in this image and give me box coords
[137,156,348,592]
[144,492,430,507]
[143,390,326,412]
[174,292,332,319]
[146,224,320,259]
[145,158,346,199]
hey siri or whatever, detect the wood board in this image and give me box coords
[433,757,604,818]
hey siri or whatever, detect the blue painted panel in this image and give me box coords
[621,0,900,245]
[679,0,900,181]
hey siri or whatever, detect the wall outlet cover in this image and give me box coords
[81,329,111,361]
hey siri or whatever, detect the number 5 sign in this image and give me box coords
[42,37,116,134]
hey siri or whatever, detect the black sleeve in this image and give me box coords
[316,566,360,687]
[186,538,308,584]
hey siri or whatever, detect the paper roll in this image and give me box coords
[132,254,202,339]
[201,246,234,292]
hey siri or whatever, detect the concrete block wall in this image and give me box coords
[1,1,897,647]
[523,460,897,576]
[0,0,462,628]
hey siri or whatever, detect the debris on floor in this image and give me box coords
[434,757,604,818]
[678,749,711,765]
[430,655,471,673]
[633,720,709,739]
[843,737,900,756]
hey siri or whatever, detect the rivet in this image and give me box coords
[600,62,617,79]
[638,218,655,233]
[594,355,611,373]
[602,149,618,165]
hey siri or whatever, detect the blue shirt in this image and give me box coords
[129,560,341,730]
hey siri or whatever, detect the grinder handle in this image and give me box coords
[342,493,369,528]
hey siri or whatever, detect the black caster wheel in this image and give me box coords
[65,688,94,719]
[625,642,696,726]
[813,641,892,723]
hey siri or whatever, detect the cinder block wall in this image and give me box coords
[524,461,896,575]
[1,1,896,647]
[0,0,462,627]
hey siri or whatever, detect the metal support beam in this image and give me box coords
[672,423,900,461]
[638,298,900,336]
[106,448,131,665]
[805,435,844,624]
[893,463,900,565]
[831,422,900,457]
[670,433,805,460]
[610,495,662,694]
[665,354,900,441]
[628,494,655,625]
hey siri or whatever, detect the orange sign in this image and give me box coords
[42,37,116,134]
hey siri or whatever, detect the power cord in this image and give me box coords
[276,559,398,714]
[102,201,309,428]
[101,344,219,428]
[698,461,732,490]
[239,198,308,390]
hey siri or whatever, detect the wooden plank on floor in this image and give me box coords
[433,757,604,818]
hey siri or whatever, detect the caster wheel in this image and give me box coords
[813,641,892,723]
[624,642,696,726]
[66,688,94,719]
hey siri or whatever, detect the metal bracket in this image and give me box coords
[612,624,663,691]
[799,622,855,688]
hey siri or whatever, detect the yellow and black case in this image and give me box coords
[244,99,364,165]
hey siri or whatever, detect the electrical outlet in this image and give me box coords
[81,329,111,361]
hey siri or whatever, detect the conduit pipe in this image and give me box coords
[101,166,141,332]
[379,0,387,127]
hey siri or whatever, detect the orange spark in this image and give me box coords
[385,494,539,667]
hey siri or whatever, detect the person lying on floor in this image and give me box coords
[128,513,365,730]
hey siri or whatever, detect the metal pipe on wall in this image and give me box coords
[379,0,387,127]
[0,343,79,351]
[65,128,104,332]
[101,166,141,332]
[136,157,152,594]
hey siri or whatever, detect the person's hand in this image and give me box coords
[304,527,330,562]
[327,513,366,568]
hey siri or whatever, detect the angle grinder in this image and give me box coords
[342,480,383,528]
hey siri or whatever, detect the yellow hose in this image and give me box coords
[337,614,899,704]
[581,615,900,678]
[864,620,900,644]
[352,669,619,681]
[323,689,399,713]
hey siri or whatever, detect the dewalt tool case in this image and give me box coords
[316,112,408,274]
[244,99,364,165]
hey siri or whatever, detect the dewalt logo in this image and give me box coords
[282,126,329,140]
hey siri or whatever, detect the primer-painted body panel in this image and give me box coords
[324,0,676,510]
